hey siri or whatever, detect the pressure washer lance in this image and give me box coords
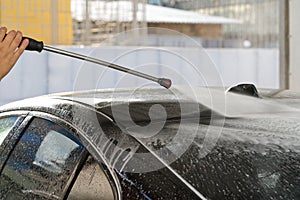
[21,36,172,89]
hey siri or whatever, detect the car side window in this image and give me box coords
[67,156,114,200]
[0,117,86,199]
[0,116,20,147]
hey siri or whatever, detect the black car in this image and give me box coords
[0,86,299,199]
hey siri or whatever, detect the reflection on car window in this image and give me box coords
[0,116,20,147]
[68,156,114,200]
[34,130,80,174]
[0,118,85,199]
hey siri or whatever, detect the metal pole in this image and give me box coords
[51,0,59,45]
[84,0,90,45]
[289,0,300,91]
[132,0,139,45]
[279,0,289,89]
[43,45,158,83]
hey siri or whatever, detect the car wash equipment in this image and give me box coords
[20,36,172,89]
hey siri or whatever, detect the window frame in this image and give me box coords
[0,111,31,173]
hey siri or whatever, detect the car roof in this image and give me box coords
[2,86,299,120]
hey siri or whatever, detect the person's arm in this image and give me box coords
[0,27,29,81]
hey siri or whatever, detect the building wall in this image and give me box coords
[147,23,222,39]
[0,0,73,45]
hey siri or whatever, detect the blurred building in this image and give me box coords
[0,0,73,45]
[168,0,280,48]
[72,0,239,46]
[0,0,279,48]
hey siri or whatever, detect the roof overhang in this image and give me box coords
[71,0,240,24]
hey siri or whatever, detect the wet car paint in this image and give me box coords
[0,87,299,199]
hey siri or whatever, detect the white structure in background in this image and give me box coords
[0,47,278,105]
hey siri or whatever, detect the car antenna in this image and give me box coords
[20,36,172,89]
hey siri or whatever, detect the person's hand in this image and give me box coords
[0,27,29,81]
